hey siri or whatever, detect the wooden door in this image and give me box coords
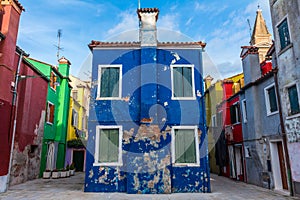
[277,142,288,190]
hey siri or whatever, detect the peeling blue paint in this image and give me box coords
[85,46,210,193]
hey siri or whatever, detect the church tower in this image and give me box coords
[250,7,272,63]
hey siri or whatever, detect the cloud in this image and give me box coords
[185,17,193,26]
[106,10,138,40]
[157,13,179,31]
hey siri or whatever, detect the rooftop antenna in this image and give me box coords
[247,19,252,44]
[138,0,141,9]
[55,29,64,61]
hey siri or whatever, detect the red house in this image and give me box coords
[0,1,48,192]
[215,74,246,182]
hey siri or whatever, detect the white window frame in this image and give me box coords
[285,81,300,118]
[97,64,122,100]
[264,83,279,116]
[241,99,247,123]
[211,114,217,127]
[231,102,241,125]
[94,125,123,166]
[171,126,200,167]
[46,101,55,125]
[275,15,292,51]
[171,64,196,100]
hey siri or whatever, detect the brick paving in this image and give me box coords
[0,172,298,200]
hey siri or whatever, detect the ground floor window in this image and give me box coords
[171,126,200,166]
[94,126,123,166]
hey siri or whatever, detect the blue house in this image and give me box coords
[84,8,210,194]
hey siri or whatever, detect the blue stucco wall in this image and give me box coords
[85,47,210,193]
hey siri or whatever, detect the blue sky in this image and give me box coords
[17,0,272,81]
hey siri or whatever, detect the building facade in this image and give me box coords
[85,8,210,194]
[26,57,72,175]
[0,0,49,193]
[65,75,90,172]
[269,0,300,196]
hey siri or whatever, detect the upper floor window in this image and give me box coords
[277,18,291,50]
[97,65,122,100]
[94,126,123,166]
[72,91,78,101]
[46,102,55,124]
[241,99,247,123]
[230,102,241,124]
[171,126,200,166]
[217,111,223,128]
[211,115,217,127]
[50,72,57,90]
[71,109,78,127]
[264,84,278,116]
[171,65,195,100]
[288,84,300,115]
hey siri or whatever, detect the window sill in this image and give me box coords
[286,112,300,120]
[173,163,200,167]
[266,111,279,117]
[93,162,123,167]
[96,97,122,100]
[171,97,196,101]
[46,122,53,126]
[278,43,293,56]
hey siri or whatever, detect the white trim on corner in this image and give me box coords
[264,83,279,116]
[171,125,200,167]
[241,99,247,123]
[170,64,196,100]
[96,64,122,100]
[93,125,123,167]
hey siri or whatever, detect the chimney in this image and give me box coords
[204,75,214,90]
[240,46,260,85]
[137,8,159,47]
[222,79,234,100]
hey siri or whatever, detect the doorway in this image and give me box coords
[270,141,288,190]
[72,150,85,172]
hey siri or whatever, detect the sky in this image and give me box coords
[17,0,273,81]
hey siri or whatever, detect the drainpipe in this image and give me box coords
[274,67,294,196]
[6,50,23,191]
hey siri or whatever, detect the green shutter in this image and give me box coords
[175,129,196,163]
[100,67,120,98]
[288,85,300,115]
[182,67,193,97]
[99,129,119,163]
[173,67,183,97]
[268,87,278,113]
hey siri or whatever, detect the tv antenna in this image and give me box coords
[55,29,64,60]
[247,19,252,43]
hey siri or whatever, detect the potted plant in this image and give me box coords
[70,163,75,176]
[60,168,67,178]
[51,169,60,179]
[43,169,52,179]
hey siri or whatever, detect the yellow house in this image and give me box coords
[65,75,90,171]
[205,73,244,174]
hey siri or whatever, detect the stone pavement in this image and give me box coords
[0,172,298,200]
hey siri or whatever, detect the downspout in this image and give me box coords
[274,67,294,196]
[6,50,23,191]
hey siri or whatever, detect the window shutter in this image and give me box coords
[288,85,300,115]
[182,67,193,97]
[99,130,109,162]
[184,129,196,163]
[173,67,183,97]
[110,68,120,97]
[268,87,278,112]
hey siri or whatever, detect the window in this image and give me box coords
[171,65,195,99]
[94,126,123,166]
[277,18,291,50]
[241,99,247,123]
[46,102,55,124]
[211,115,217,127]
[264,84,278,116]
[230,103,241,124]
[171,126,200,166]
[50,72,57,90]
[72,109,78,127]
[72,91,78,101]
[288,85,300,115]
[217,111,223,128]
[97,65,122,99]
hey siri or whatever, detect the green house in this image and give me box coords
[26,57,71,175]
